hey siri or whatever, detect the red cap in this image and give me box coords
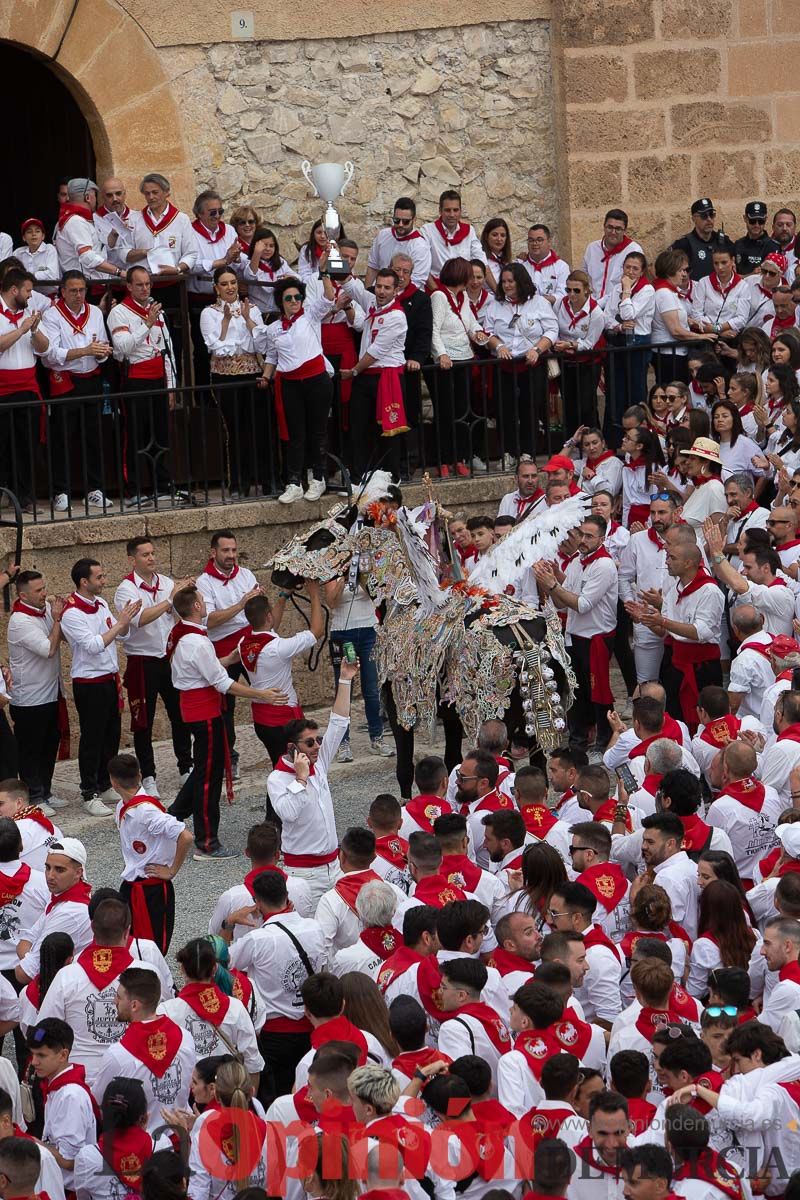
[543,454,575,474]
[20,218,45,235]
[761,251,788,278]
[770,635,800,658]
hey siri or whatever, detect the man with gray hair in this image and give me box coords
[728,605,774,719]
[627,738,683,817]
[54,177,125,281]
[186,189,241,386]
[331,880,399,980]
[722,472,768,568]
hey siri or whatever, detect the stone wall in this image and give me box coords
[558,0,800,264]
[165,20,558,258]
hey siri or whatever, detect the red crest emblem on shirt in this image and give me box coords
[555,1020,579,1046]
[147,1031,168,1061]
[526,1037,548,1058]
[132,840,147,855]
[199,987,221,1014]
[595,874,617,900]
[424,804,441,821]
[92,948,114,975]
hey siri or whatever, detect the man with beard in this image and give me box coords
[0,268,48,507]
[451,750,513,871]
[772,207,797,277]
[367,197,431,289]
[619,493,678,683]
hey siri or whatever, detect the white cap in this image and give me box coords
[776,823,800,859]
[48,837,87,868]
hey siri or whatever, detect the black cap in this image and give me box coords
[691,198,715,216]
[745,201,767,219]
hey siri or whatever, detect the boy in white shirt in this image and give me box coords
[28,1017,98,1193]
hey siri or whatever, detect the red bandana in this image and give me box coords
[635,1005,687,1039]
[141,202,180,236]
[99,1126,153,1190]
[488,948,535,978]
[585,449,616,469]
[577,862,628,912]
[515,1029,563,1079]
[65,591,100,615]
[118,793,166,822]
[120,295,159,324]
[15,805,54,835]
[719,776,766,814]
[11,600,46,619]
[54,298,91,336]
[779,960,800,985]
[594,798,632,832]
[673,1149,743,1200]
[121,1016,183,1077]
[0,863,30,906]
[57,202,92,230]
[377,945,423,993]
[446,1001,511,1054]
[602,235,633,263]
[700,714,741,747]
[403,795,451,833]
[77,943,133,990]
[243,863,286,895]
[580,545,612,569]
[583,924,623,961]
[311,1015,368,1063]
[45,878,91,915]
[191,219,226,244]
[165,621,207,660]
[124,570,160,598]
[238,630,276,674]
[777,723,800,745]
[334,869,382,915]
[374,834,408,868]
[680,813,713,853]
[676,567,717,602]
[391,226,422,242]
[434,218,471,245]
[413,873,467,907]
[440,853,483,893]
[179,981,231,1027]
[573,1136,622,1178]
[203,558,240,585]
[360,926,399,959]
[709,272,742,296]
[518,803,558,837]
[41,1062,100,1121]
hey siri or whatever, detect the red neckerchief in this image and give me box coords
[779,960,800,984]
[594,798,633,832]
[391,226,422,242]
[274,755,315,778]
[0,306,22,327]
[45,878,91,915]
[459,788,513,819]
[580,546,612,569]
[647,527,665,550]
[179,981,231,1028]
[689,1069,726,1114]
[446,1002,511,1054]
[397,282,418,302]
[583,923,623,960]
[625,455,646,470]
[165,621,207,660]
[515,490,545,516]
[469,288,491,319]
[487,948,535,978]
[367,299,404,340]
[292,1083,317,1123]
[709,271,742,297]
[243,863,285,895]
[124,570,160,598]
[203,557,240,584]
[119,295,160,324]
[777,723,800,745]
[577,862,628,912]
[680,813,713,853]
[359,925,399,959]
[627,1097,657,1135]
[65,591,99,615]
[57,201,92,230]
[374,834,408,867]
[416,954,448,1019]
[311,1015,368,1063]
[77,942,133,990]
[99,1126,152,1190]
[573,1135,622,1178]
[641,773,663,796]
[527,250,559,271]
[601,234,633,264]
[191,219,226,244]
[772,313,798,332]
[377,945,423,993]
[634,1005,687,1039]
[54,298,91,336]
[118,792,167,821]
[0,863,30,906]
[676,567,717,602]
[563,296,598,328]
[472,1098,515,1129]
[775,538,800,552]
[654,278,679,293]
[413,873,466,907]
[518,802,558,837]
[435,284,468,322]
[141,202,180,236]
[673,1149,743,1200]
[97,204,131,221]
[620,928,689,960]
[403,794,451,833]
[699,714,741,747]
[585,449,616,468]
[629,717,685,760]
[720,776,766,814]
[11,600,46,619]
[334,869,382,914]
[550,1013,594,1058]
[434,218,470,245]
[14,805,54,834]
[120,1015,183,1077]
[40,1062,101,1121]
[239,630,277,674]
[440,853,483,893]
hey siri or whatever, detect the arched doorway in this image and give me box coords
[0,43,96,240]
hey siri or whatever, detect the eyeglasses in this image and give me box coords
[238,219,256,226]
[698,210,716,219]
[283,293,302,302]
[761,269,780,277]
[767,518,790,525]
[705,1005,738,1017]
[393,216,413,225]
[568,846,593,855]
[548,907,568,919]
[455,770,479,782]
[207,208,224,217]
[298,735,324,747]
[565,287,583,294]
[605,224,626,234]
[650,491,672,501]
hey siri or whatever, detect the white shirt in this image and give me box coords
[0,858,48,970]
[682,479,729,528]
[734,276,776,332]
[577,455,623,498]
[208,876,313,943]
[728,632,780,718]
[618,528,667,604]
[330,936,385,980]
[19,893,93,979]
[60,593,120,679]
[228,909,326,1025]
[732,580,795,637]
[583,236,644,298]
[719,435,765,482]
[54,210,110,277]
[196,564,258,652]
[759,968,800,1034]
[661,573,724,643]
[621,462,652,526]
[484,296,559,356]
[497,489,547,520]
[14,241,59,291]
[159,992,263,1073]
[91,1017,196,1132]
[128,205,197,273]
[604,279,655,335]
[651,286,692,352]
[430,288,482,361]
[686,930,765,1000]
[42,1066,98,1189]
[266,714,349,860]
[555,296,606,350]
[74,1142,145,1200]
[653,850,700,939]
[243,255,297,314]
[114,572,175,657]
[346,278,408,367]
[757,731,800,806]
[40,301,109,376]
[368,227,432,288]
[316,872,407,953]
[187,1106,267,1200]
[115,792,185,883]
[199,301,265,359]
[437,1010,510,1096]
[187,221,239,294]
[517,253,570,301]
[15,814,63,872]
[420,220,485,278]
[574,928,624,1023]
[562,552,619,638]
[0,303,47,371]
[691,273,747,328]
[7,602,62,706]
[262,295,334,374]
[106,296,176,388]
[168,623,235,694]
[240,628,316,711]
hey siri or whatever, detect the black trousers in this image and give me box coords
[128,656,192,780]
[568,633,615,750]
[123,376,171,494]
[168,715,224,852]
[0,712,17,782]
[212,373,266,494]
[119,877,176,955]
[612,600,638,698]
[383,684,463,800]
[651,351,690,385]
[51,375,104,495]
[72,678,121,799]
[10,701,57,804]
[498,363,548,459]
[432,363,471,465]
[349,371,407,483]
[560,360,600,436]
[222,662,245,760]
[257,1028,311,1110]
[281,371,332,484]
[660,643,723,724]
[254,722,290,768]
[0,389,34,503]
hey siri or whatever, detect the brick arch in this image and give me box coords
[0,0,193,205]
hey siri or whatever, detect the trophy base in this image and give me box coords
[324,260,352,280]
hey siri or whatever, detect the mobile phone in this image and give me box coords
[286,743,298,761]
[342,641,357,664]
[617,764,637,794]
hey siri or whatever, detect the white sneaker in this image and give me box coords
[45,794,69,810]
[53,493,69,512]
[100,787,121,804]
[337,742,353,763]
[369,736,395,758]
[141,776,160,797]
[501,453,515,472]
[472,455,488,473]
[87,490,109,509]
[84,795,114,817]
[303,478,326,502]
[36,801,56,817]
[278,483,304,504]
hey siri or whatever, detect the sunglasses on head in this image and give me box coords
[650,491,672,501]
[705,1005,738,1017]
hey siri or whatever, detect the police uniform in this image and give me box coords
[734,201,780,276]
[672,198,735,280]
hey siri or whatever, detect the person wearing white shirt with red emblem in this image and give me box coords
[554,272,607,432]
[196,529,261,777]
[535,516,619,754]
[61,558,141,818]
[316,827,407,955]
[331,879,401,980]
[40,271,112,512]
[399,755,454,840]
[367,197,432,291]
[582,209,644,301]
[650,249,709,384]
[186,190,241,385]
[618,494,677,683]
[114,538,193,795]
[91,966,195,1133]
[53,177,125,283]
[547,882,624,1028]
[16,837,92,984]
[570,823,631,944]
[7,571,68,817]
[733,252,786,332]
[691,248,746,339]
[726,609,778,720]
[14,218,58,294]
[260,275,336,504]
[94,176,136,272]
[435,811,507,922]
[421,189,485,287]
[604,251,655,433]
[0,266,49,508]
[266,656,357,907]
[28,1015,99,1193]
[165,585,282,861]
[497,455,547,521]
[341,268,410,483]
[518,223,570,303]
[0,818,49,1001]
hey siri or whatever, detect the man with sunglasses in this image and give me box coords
[619,492,679,684]
[186,189,240,386]
[671,198,735,282]
[734,201,780,277]
[366,197,431,290]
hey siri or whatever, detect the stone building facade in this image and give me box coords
[2,0,799,264]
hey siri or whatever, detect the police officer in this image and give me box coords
[671,197,735,281]
[734,201,780,276]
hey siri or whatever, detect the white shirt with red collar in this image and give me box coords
[691,271,747,328]
[14,811,62,873]
[187,220,239,294]
[437,1003,511,1096]
[196,560,258,656]
[19,883,93,979]
[0,858,49,971]
[7,600,62,706]
[168,620,234,697]
[208,873,314,943]
[158,987,264,1073]
[733,275,778,331]
[618,527,668,605]
[54,206,109,277]
[661,571,724,644]
[604,277,656,334]
[41,1063,98,1190]
[760,962,800,1034]
[0,302,47,373]
[582,235,644,299]
[563,548,619,639]
[371,836,412,892]
[113,571,175,657]
[265,716,349,865]
[129,204,197,273]
[367,226,432,288]
[731,578,795,637]
[706,777,782,882]
[345,277,408,367]
[555,295,606,350]
[517,251,570,301]
[239,627,316,721]
[60,592,120,679]
[577,453,623,499]
[573,923,624,1024]
[420,219,485,278]
[458,789,516,870]
[93,203,135,269]
[40,299,109,376]
[567,1136,630,1200]
[262,295,335,374]
[728,629,780,718]
[244,255,297,314]
[497,488,547,521]
[399,794,455,840]
[106,295,176,387]
[115,791,185,884]
[315,869,407,953]
[576,862,631,943]
[91,1014,195,1132]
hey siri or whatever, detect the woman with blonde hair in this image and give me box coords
[187,1059,267,1200]
[230,205,260,263]
[553,269,606,432]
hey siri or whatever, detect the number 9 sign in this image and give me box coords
[230,10,254,38]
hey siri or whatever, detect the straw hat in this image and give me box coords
[686,437,721,465]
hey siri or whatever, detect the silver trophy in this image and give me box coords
[301,160,354,278]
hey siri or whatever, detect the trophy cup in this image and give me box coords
[301,160,354,278]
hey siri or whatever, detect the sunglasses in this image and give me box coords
[283,293,302,302]
[748,217,766,224]
[298,735,324,747]
[393,216,413,225]
[705,1005,738,1017]
[509,313,521,326]
[698,210,716,218]
[568,846,593,855]
[565,287,584,294]
[650,491,672,501]
[238,219,256,226]
[761,269,780,277]
[207,208,224,217]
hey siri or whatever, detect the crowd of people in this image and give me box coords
[4,176,800,512]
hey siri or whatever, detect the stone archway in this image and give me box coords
[0,0,193,206]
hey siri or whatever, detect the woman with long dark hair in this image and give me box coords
[19,931,73,1033]
[711,398,763,481]
[74,1076,152,1200]
[553,270,606,431]
[687,879,761,999]
[297,217,345,281]
[697,850,755,921]
[619,882,690,1003]
[480,217,512,287]
[620,425,665,526]
[242,226,296,318]
[511,842,568,929]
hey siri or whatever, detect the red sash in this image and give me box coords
[77,943,133,990]
[120,1014,183,1077]
[377,945,423,993]
[122,655,148,733]
[0,863,30,906]
[440,853,483,893]
[403,794,451,833]
[434,218,471,245]
[577,862,628,913]
[413,873,467,907]
[447,1001,511,1054]
[589,631,615,705]
[141,202,180,236]
[667,636,721,730]
[359,926,399,959]
[719,776,765,814]
[779,960,800,985]
[374,834,408,868]
[311,1014,368,1063]
[334,869,382,915]
[179,980,231,1027]
[99,1126,153,1190]
[700,714,741,747]
[374,364,409,436]
[45,878,91,915]
[488,948,535,979]
[519,803,558,837]
[673,1150,743,1200]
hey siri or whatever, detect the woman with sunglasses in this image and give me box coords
[553,270,606,432]
[648,426,694,501]
[242,227,297,318]
[260,275,338,504]
[757,362,800,449]
[686,879,762,1000]
[753,400,800,482]
[230,205,260,261]
[733,250,788,330]
[644,383,670,441]
[711,399,764,481]
[620,425,665,526]
[604,251,655,440]
[297,217,345,282]
[480,217,512,288]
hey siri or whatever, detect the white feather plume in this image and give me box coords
[394,506,451,614]
[469,493,591,593]
[353,470,395,513]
